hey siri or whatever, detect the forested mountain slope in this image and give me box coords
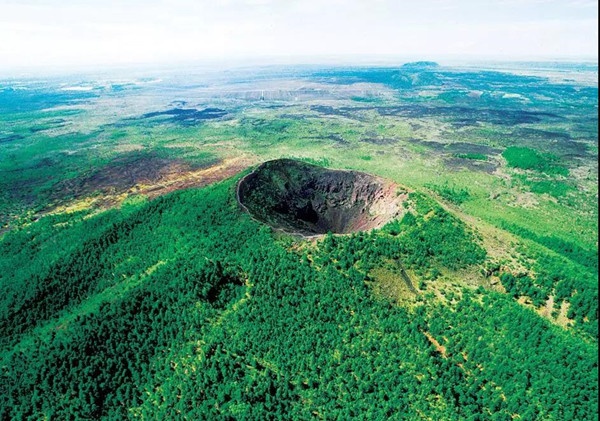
[0,174,596,420]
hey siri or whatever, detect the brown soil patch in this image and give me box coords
[51,152,217,201]
[47,155,255,215]
[138,155,254,199]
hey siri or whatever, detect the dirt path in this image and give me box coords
[422,331,447,358]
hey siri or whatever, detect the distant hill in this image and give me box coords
[401,61,440,70]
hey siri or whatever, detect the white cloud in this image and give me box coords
[0,0,597,71]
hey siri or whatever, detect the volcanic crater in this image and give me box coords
[237,159,407,235]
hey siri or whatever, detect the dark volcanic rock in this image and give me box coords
[141,107,227,126]
[238,159,407,235]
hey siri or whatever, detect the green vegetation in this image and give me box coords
[528,179,574,198]
[383,193,485,270]
[350,96,382,103]
[500,222,598,271]
[0,178,596,419]
[502,146,569,176]
[454,153,488,161]
[426,182,471,205]
[0,62,597,419]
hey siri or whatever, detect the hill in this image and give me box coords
[0,62,597,419]
[0,167,597,419]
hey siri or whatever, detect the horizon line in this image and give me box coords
[1,53,598,78]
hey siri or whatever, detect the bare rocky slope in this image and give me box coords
[237,159,407,235]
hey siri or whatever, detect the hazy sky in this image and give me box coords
[1,0,597,70]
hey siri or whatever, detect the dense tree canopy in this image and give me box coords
[0,178,597,420]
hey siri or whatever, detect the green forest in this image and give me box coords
[0,175,597,420]
[0,61,598,420]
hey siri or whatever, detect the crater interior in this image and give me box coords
[237,159,407,235]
